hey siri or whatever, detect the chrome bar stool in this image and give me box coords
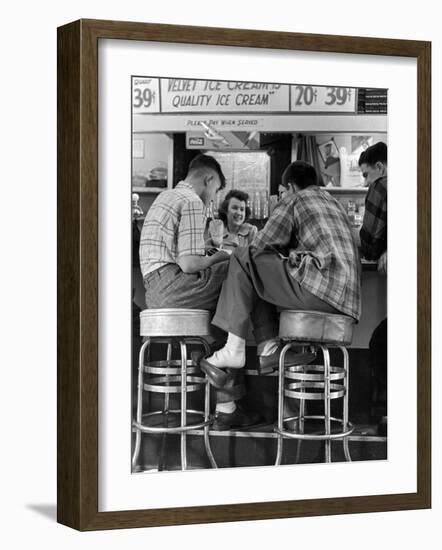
[132,308,217,471]
[275,310,355,465]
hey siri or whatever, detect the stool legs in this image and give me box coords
[132,338,151,471]
[321,345,332,463]
[274,343,353,466]
[179,340,188,470]
[157,342,173,471]
[275,342,295,466]
[340,346,352,462]
[179,337,217,470]
[132,336,217,472]
[295,347,308,464]
[201,340,217,469]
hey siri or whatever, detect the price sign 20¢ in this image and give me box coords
[291,85,356,112]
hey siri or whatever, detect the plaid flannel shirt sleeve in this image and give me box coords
[176,199,206,258]
[360,180,387,261]
[252,200,294,251]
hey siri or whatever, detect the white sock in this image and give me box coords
[216,401,236,414]
[257,337,280,356]
[206,332,246,368]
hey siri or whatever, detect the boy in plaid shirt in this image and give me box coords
[140,154,230,311]
[198,161,361,429]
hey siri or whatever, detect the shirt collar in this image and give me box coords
[175,180,196,193]
[372,175,387,185]
[224,223,251,237]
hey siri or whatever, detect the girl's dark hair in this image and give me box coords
[218,189,251,223]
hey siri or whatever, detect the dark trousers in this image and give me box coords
[212,247,339,343]
[369,318,387,417]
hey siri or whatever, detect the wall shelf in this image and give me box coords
[326,187,367,194]
[132,186,167,194]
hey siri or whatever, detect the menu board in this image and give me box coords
[357,88,388,113]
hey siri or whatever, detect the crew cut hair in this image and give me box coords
[188,154,226,190]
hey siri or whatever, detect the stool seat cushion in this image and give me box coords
[279,310,354,345]
[140,308,211,337]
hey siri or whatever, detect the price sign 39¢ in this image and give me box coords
[132,78,160,113]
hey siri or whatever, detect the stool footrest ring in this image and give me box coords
[133,409,212,434]
[144,359,201,375]
[284,383,346,400]
[275,416,354,440]
[143,375,206,393]
[284,364,345,381]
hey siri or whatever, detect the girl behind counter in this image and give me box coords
[216,189,258,251]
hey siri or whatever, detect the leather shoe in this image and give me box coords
[191,351,233,389]
[258,349,316,375]
[212,406,265,431]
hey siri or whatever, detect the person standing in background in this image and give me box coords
[358,141,388,434]
[359,141,387,269]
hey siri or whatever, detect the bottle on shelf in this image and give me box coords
[246,197,252,217]
[261,191,269,219]
[132,193,144,220]
[347,200,356,226]
[254,191,261,219]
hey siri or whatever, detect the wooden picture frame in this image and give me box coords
[57,19,431,530]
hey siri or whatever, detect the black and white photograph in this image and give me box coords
[130,77,388,473]
[4,0,436,543]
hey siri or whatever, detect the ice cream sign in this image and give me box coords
[160,79,289,112]
[132,78,288,113]
[132,78,357,114]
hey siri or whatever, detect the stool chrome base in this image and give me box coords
[275,342,354,465]
[132,336,217,472]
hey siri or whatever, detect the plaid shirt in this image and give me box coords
[139,181,206,277]
[360,176,387,261]
[252,187,361,320]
